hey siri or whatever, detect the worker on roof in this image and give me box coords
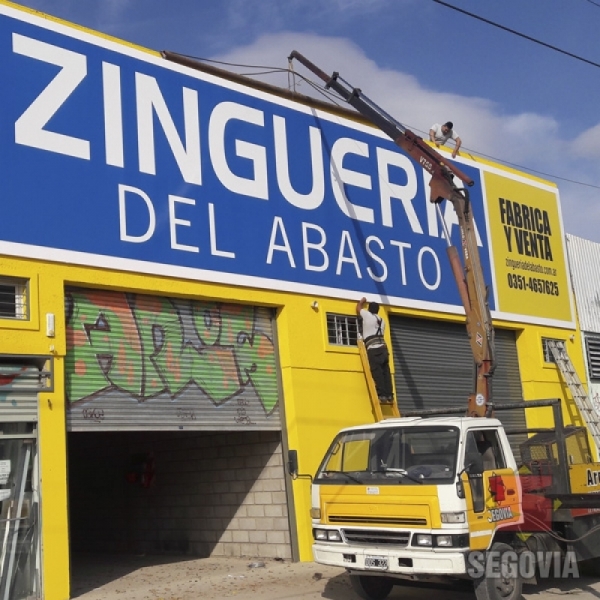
[429,121,462,158]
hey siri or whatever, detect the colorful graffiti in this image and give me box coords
[65,290,279,413]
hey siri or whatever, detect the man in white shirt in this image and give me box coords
[429,121,462,158]
[356,297,394,403]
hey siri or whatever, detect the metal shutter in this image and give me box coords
[0,358,49,422]
[389,316,526,459]
[65,288,281,431]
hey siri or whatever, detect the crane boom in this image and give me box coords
[289,50,495,417]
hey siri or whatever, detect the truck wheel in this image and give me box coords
[349,574,393,600]
[474,542,522,600]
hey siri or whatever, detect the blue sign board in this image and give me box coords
[0,5,494,312]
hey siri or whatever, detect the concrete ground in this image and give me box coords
[70,554,600,600]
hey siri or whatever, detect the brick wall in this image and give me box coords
[68,430,292,559]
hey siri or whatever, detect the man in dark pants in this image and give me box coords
[356,297,394,403]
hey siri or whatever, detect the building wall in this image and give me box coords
[566,234,600,436]
[0,242,591,599]
[566,234,600,333]
[514,324,591,437]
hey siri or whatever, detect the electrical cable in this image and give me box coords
[432,0,600,70]
[178,55,286,71]
[175,53,346,105]
[440,144,600,191]
[170,53,600,192]
[519,511,600,543]
[237,69,292,77]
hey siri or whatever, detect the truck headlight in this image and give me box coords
[415,534,432,546]
[411,534,468,548]
[314,529,328,541]
[441,511,466,524]
[313,528,342,542]
[435,535,453,547]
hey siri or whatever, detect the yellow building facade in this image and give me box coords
[0,2,591,599]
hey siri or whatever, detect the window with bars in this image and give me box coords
[0,277,29,320]
[326,313,358,346]
[585,336,600,381]
[542,337,563,364]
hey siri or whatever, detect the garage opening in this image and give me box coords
[64,288,291,591]
[67,430,291,558]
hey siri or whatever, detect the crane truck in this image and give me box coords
[287,51,600,600]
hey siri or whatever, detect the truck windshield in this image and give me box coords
[315,426,459,485]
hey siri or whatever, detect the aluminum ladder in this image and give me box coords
[357,337,399,421]
[547,339,600,454]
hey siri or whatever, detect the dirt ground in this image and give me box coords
[70,554,600,600]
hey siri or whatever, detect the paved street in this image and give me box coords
[70,554,600,600]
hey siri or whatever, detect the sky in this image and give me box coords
[12,0,600,243]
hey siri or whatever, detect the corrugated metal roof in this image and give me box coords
[566,234,600,334]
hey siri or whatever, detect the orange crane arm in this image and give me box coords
[289,51,495,416]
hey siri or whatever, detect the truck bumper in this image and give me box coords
[313,544,468,576]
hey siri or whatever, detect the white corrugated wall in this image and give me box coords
[566,234,600,334]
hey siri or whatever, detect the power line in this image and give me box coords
[432,0,600,69]
[460,149,600,191]
[171,54,600,192]
[585,0,600,7]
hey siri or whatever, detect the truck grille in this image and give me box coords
[343,528,411,546]
[330,516,426,526]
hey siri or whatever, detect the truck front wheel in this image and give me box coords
[349,574,394,600]
[474,542,523,600]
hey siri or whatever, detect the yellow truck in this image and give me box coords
[303,401,600,600]
[287,52,600,600]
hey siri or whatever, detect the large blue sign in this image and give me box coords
[0,5,494,311]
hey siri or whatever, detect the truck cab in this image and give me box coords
[310,417,522,599]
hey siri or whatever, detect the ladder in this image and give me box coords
[357,337,400,421]
[547,339,600,453]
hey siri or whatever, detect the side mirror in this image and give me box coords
[287,449,299,478]
[286,449,313,481]
[456,460,480,497]
[466,457,484,476]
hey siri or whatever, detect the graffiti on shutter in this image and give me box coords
[65,289,281,430]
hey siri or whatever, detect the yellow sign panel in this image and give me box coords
[484,172,572,323]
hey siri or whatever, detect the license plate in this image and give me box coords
[365,555,388,570]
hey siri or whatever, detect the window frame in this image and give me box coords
[541,337,564,365]
[326,312,358,347]
[585,335,600,381]
[463,429,507,471]
[0,276,29,321]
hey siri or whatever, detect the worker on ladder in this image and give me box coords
[356,297,394,404]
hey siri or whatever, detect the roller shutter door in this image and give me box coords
[389,316,526,459]
[0,357,50,422]
[65,288,281,431]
